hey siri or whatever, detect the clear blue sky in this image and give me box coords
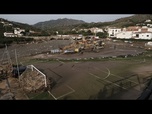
[0,14,133,25]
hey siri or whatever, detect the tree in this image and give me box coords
[41,31,49,36]
[20,31,26,36]
[96,32,108,38]
[79,30,93,36]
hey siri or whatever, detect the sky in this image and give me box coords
[0,14,133,25]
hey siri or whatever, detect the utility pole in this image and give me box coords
[15,49,20,82]
[95,31,96,37]
[1,44,12,66]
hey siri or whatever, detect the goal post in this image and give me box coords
[27,65,47,87]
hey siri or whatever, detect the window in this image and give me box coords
[136,34,139,37]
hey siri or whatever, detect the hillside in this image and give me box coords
[0,18,49,37]
[0,18,47,48]
[108,14,152,27]
[0,18,41,32]
[1,14,152,37]
[33,18,86,30]
[11,21,41,31]
[33,14,152,34]
[79,14,152,28]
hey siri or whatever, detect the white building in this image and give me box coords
[116,31,133,39]
[0,21,4,24]
[14,28,25,35]
[90,27,104,33]
[80,29,89,32]
[145,19,151,22]
[83,29,89,32]
[148,28,152,32]
[108,28,122,38]
[141,26,148,28]
[4,32,17,37]
[3,22,12,27]
[147,24,152,27]
[133,32,152,40]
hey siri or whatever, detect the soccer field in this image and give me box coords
[26,54,152,100]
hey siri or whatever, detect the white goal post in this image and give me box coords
[27,65,47,87]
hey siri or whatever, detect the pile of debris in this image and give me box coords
[0,79,15,100]
[19,66,47,93]
[0,64,54,99]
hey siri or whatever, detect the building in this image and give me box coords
[116,26,152,39]
[133,32,152,40]
[90,27,104,33]
[108,27,122,38]
[116,31,152,40]
[13,28,25,37]
[3,22,13,27]
[147,24,152,27]
[126,26,141,32]
[145,19,151,22]
[3,32,17,37]
[116,31,133,39]
[14,28,25,35]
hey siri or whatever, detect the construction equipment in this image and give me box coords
[61,37,105,54]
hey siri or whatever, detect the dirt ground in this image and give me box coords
[30,58,151,100]
[0,39,151,100]
[31,40,145,60]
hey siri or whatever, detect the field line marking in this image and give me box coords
[89,73,101,79]
[110,73,139,84]
[66,84,75,92]
[94,67,138,84]
[88,73,127,90]
[56,85,75,99]
[56,59,65,64]
[102,79,127,90]
[56,90,75,99]
[47,91,57,100]
[103,67,111,79]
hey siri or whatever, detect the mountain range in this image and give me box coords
[33,18,86,30]
[32,14,152,32]
[1,14,152,36]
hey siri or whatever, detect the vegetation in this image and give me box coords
[33,18,86,30]
[11,21,42,32]
[0,23,6,37]
[3,14,152,36]
[96,31,108,38]
[0,37,34,48]
[1,14,152,37]
[32,14,152,35]
[0,18,50,37]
